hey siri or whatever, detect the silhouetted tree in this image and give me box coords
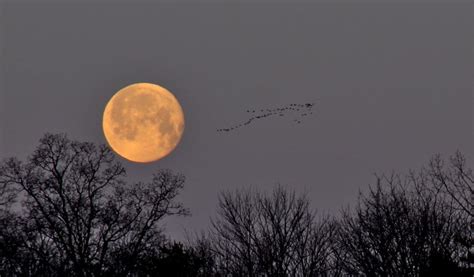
[1,134,471,277]
[428,151,473,218]
[123,241,214,277]
[210,186,336,277]
[427,151,473,269]
[0,133,188,276]
[334,167,471,276]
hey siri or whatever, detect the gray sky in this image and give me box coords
[1,1,472,240]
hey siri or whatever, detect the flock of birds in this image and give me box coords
[217,102,317,133]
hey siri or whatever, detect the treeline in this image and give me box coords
[0,134,472,276]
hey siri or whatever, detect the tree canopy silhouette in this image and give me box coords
[334,163,471,276]
[0,134,471,276]
[0,133,188,276]
[208,186,336,277]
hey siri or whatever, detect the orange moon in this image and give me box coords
[102,83,185,163]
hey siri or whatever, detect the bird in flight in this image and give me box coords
[217,102,317,133]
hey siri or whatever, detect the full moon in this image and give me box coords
[102,83,185,163]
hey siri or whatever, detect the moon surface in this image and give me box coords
[102,83,185,163]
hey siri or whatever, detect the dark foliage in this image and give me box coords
[333,156,472,276]
[0,133,188,276]
[207,186,337,277]
[0,134,472,276]
[131,241,212,277]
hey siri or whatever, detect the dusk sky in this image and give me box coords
[1,1,472,240]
